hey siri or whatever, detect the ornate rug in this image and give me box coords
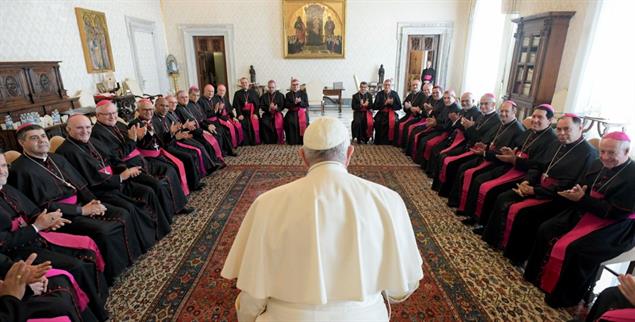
[106,145,572,321]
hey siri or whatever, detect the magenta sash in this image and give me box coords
[501,199,550,248]
[242,103,261,144]
[297,108,308,136]
[231,119,244,144]
[458,161,492,211]
[501,176,559,248]
[423,132,448,161]
[475,168,526,217]
[138,148,189,195]
[122,148,141,161]
[98,165,113,175]
[365,110,374,140]
[9,217,105,272]
[440,150,472,183]
[45,268,89,311]
[440,131,465,155]
[382,108,396,142]
[27,317,71,322]
[56,195,78,205]
[202,131,225,162]
[407,120,427,140]
[397,115,413,146]
[40,232,106,272]
[209,116,238,148]
[599,309,635,322]
[273,111,284,144]
[176,141,206,176]
[161,149,189,196]
[540,191,635,293]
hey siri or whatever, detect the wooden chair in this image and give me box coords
[4,150,21,164]
[522,117,532,130]
[49,136,65,153]
[588,138,600,150]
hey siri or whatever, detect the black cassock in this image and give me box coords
[482,138,598,262]
[447,119,525,207]
[148,114,204,191]
[91,121,184,223]
[524,159,635,308]
[351,92,374,144]
[393,91,426,147]
[425,106,482,176]
[210,95,242,148]
[259,91,286,144]
[9,154,132,285]
[56,137,164,246]
[432,111,500,196]
[128,117,190,220]
[232,88,261,145]
[284,90,310,145]
[413,102,460,165]
[0,186,108,320]
[0,253,99,322]
[154,113,220,175]
[176,102,233,157]
[372,90,401,145]
[199,95,239,151]
[460,127,557,222]
[404,98,441,154]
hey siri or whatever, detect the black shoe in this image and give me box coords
[472,225,485,235]
[193,182,206,191]
[447,200,458,208]
[461,217,477,226]
[177,207,195,215]
[228,151,238,157]
[455,210,465,217]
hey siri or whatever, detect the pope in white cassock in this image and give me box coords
[221,116,423,321]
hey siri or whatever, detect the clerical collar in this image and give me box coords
[308,161,347,174]
[564,136,584,147]
[24,152,47,162]
[484,110,496,115]
[607,158,631,173]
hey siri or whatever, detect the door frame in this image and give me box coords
[181,24,236,94]
[125,16,169,94]
[395,22,453,96]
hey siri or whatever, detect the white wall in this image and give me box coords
[0,0,170,102]
[161,0,470,98]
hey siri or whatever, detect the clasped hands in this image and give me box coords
[33,209,70,231]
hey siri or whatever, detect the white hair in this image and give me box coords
[303,140,349,165]
[95,101,116,113]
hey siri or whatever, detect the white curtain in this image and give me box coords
[574,0,635,138]
[461,0,508,98]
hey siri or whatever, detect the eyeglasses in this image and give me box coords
[158,104,169,107]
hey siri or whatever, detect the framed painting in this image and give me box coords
[75,7,115,73]
[283,0,346,59]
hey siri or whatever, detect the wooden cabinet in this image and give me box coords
[0,61,79,150]
[504,12,574,118]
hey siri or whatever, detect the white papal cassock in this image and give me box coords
[221,160,423,321]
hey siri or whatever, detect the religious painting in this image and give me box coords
[283,0,346,59]
[75,8,115,73]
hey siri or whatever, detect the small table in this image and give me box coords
[323,88,345,112]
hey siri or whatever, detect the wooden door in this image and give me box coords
[193,36,228,91]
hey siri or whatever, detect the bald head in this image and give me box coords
[203,84,215,98]
[460,92,474,109]
[217,84,227,97]
[66,114,93,143]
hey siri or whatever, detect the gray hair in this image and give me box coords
[303,140,349,165]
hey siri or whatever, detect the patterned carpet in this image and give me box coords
[106,145,572,321]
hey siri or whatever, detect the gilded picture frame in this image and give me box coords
[75,7,115,73]
[282,0,346,59]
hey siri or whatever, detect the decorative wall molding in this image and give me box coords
[126,16,170,94]
[180,24,236,94]
[395,22,454,95]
